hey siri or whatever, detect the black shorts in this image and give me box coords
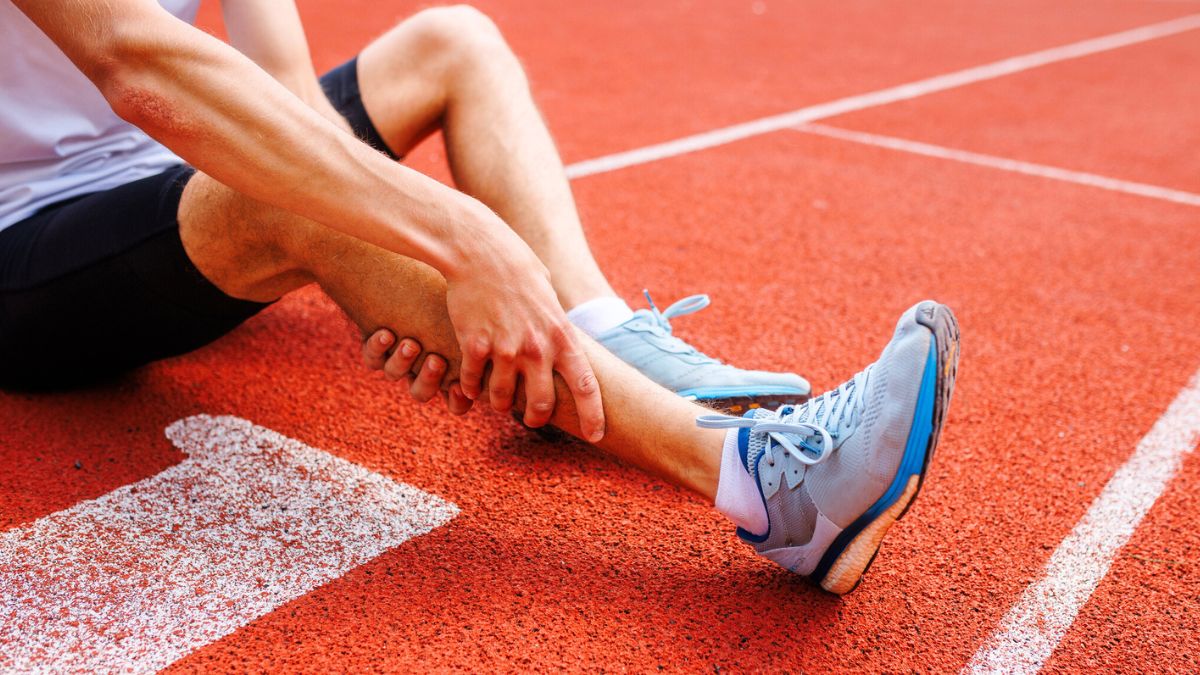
[0,57,396,389]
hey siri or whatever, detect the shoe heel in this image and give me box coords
[819,475,920,595]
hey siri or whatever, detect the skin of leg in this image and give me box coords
[356,6,617,310]
[177,174,725,500]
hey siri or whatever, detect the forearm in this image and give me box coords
[17,0,486,278]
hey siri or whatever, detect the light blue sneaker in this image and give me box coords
[595,291,811,411]
[698,300,960,593]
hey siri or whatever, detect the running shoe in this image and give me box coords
[596,291,811,412]
[697,300,960,593]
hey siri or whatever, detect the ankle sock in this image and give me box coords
[566,296,634,338]
[715,429,769,536]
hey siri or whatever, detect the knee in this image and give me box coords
[403,5,524,83]
[409,5,505,47]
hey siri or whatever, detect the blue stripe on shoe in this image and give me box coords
[735,424,773,544]
[809,341,939,584]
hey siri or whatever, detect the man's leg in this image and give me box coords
[179,170,962,595]
[177,173,726,498]
[355,6,612,310]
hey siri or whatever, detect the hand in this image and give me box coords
[361,330,472,414]
[443,234,604,441]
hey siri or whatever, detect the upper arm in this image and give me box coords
[12,0,225,136]
[11,0,172,83]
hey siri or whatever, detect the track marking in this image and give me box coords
[965,369,1200,674]
[792,123,1200,207]
[564,13,1200,179]
[0,415,458,674]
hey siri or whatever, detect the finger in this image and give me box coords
[447,382,473,415]
[459,336,490,400]
[409,354,447,403]
[488,359,518,413]
[519,360,556,428]
[383,338,421,381]
[559,347,604,443]
[361,330,395,370]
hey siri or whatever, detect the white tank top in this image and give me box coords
[0,0,201,231]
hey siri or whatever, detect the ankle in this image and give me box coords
[567,296,633,337]
[714,429,768,535]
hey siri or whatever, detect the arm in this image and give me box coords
[15,0,484,275]
[12,0,605,439]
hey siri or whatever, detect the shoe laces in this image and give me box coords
[696,367,871,467]
[636,290,720,362]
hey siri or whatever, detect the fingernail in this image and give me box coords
[428,358,444,372]
[589,427,605,443]
[401,342,417,357]
[379,333,393,345]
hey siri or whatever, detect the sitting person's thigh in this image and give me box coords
[0,165,269,390]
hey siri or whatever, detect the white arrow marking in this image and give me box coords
[0,415,458,673]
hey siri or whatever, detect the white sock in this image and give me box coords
[566,296,634,338]
[715,429,769,536]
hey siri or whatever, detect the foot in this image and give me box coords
[596,291,811,411]
[698,300,960,594]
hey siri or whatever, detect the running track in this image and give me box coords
[2,0,1198,671]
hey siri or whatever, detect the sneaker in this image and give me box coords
[697,300,960,593]
[596,291,811,411]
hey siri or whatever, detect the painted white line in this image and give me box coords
[793,123,1200,207]
[0,415,458,674]
[965,369,1200,674]
[564,13,1200,179]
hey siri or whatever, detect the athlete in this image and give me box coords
[0,0,960,593]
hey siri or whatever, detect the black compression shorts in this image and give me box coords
[0,57,395,389]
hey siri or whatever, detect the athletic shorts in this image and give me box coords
[0,57,397,389]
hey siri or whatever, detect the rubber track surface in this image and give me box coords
[2,1,1198,671]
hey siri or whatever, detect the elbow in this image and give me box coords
[101,71,174,134]
[91,22,177,132]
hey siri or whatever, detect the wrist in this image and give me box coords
[431,199,504,283]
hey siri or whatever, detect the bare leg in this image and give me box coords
[177,174,724,499]
[355,7,615,310]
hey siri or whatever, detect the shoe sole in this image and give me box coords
[695,392,811,415]
[811,301,960,595]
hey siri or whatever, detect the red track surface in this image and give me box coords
[3,1,1199,671]
[829,30,1200,193]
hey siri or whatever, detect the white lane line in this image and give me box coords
[564,13,1200,179]
[965,369,1200,674]
[0,415,458,674]
[792,123,1200,207]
